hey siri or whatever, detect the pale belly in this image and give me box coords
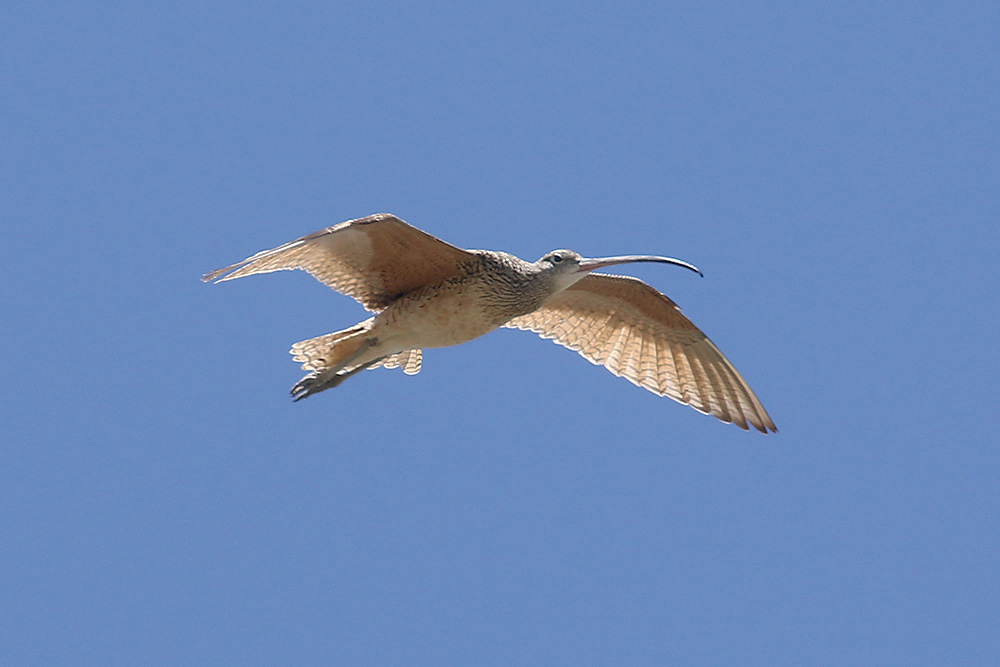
[372,286,515,350]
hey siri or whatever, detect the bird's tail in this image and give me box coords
[288,323,422,400]
[289,324,374,400]
[290,325,371,372]
[370,349,422,375]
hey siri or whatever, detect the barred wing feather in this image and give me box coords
[504,274,776,433]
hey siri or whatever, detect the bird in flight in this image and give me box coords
[203,213,776,432]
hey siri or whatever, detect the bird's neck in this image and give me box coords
[471,251,558,322]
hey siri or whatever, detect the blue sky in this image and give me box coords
[2,1,998,664]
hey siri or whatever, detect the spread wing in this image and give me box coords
[202,213,475,311]
[504,274,776,433]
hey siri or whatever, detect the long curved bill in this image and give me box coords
[577,254,703,277]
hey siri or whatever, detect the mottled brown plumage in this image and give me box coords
[203,213,776,432]
[503,274,773,432]
[202,214,474,310]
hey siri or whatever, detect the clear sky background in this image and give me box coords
[3,2,998,664]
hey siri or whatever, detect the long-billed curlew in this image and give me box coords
[203,213,776,432]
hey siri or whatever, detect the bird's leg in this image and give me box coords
[290,337,382,401]
[291,358,383,401]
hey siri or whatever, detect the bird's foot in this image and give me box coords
[290,359,381,401]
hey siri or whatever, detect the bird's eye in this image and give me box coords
[551,254,562,263]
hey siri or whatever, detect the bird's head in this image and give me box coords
[536,249,703,292]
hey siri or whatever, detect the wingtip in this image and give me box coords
[738,420,777,435]
[201,265,237,283]
[201,268,224,283]
[755,420,779,434]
